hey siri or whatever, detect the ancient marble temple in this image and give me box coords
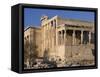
[24,15,95,68]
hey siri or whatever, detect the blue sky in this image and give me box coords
[24,8,94,28]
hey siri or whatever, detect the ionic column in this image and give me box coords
[72,30,75,45]
[89,31,91,44]
[56,30,58,46]
[64,30,66,45]
[50,26,52,48]
[61,30,63,45]
[58,32,60,45]
[56,19,58,46]
[81,30,83,44]
[58,31,61,45]
[62,30,64,44]
[48,25,50,48]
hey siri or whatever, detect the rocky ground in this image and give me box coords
[24,58,95,69]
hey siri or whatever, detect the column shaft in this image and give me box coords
[72,30,75,45]
[89,31,91,44]
[81,30,83,44]
[58,32,60,45]
[64,30,66,45]
[60,30,63,44]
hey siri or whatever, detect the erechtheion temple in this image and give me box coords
[24,15,95,68]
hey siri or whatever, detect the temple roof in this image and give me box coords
[24,25,40,31]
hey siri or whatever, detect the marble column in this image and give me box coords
[58,31,61,45]
[58,32,60,45]
[62,30,64,44]
[72,30,75,45]
[64,30,66,45]
[89,31,91,44]
[81,30,83,44]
